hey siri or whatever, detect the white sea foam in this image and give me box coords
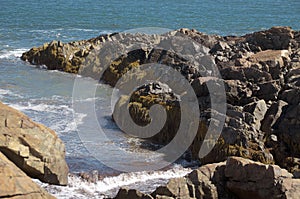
[0,48,28,59]
[8,100,87,133]
[61,112,87,133]
[9,102,69,113]
[0,88,24,99]
[35,166,192,199]
[0,88,10,95]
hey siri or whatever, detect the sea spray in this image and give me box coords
[35,166,192,199]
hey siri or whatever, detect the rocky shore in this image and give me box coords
[111,156,300,199]
[20,26,300,198]
[0,102,68,198]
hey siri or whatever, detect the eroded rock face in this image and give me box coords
[0,152,55,199]
[0,102,68,185]
[21,27,300,173]
[111,157,300,199]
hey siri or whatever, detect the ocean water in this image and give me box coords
[0,0,299,198]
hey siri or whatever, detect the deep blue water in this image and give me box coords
[0,0,299,50]
[0,1,299,198]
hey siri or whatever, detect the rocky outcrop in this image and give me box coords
[224,157,300,199]
[21,27,300,174]
[0,102,68,185]
[0,151,55,199]
[111,157,300,199]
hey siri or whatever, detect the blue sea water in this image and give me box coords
[0,0,299,198]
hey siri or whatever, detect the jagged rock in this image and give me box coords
[286,67,300,87]
[178,28,223,49]
[21,27,300,173]
[245,26,294,50]
[113,188,153,199]
[225,157,296,199]
[210,41,230,53]
[253,81,281,101]
[0,102,68,185]
[151,177,190,198]
[243,100,268,130]
[0,152,55,199]
[191,77,218,97]
[261,100,288,135]
[277,104,300,162]
[112,157,300,199]
[187,162,225,199]
[280,88,300,105]
[224,80,252,105]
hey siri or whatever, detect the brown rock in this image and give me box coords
[261,100,288,135]
[114,188,153,199]
[245,26,294,50]
[187,162,224,199]
[280,178,300,198]
[112,157,300,199]
[152,177,190,198]
[254,81,281,101]
[248,49,289,63]
[0,152,55,199]
[0,102,68,185]
[178,28,223,49]
[224,80,252,105]
[20,26,300,173]
[210,41,230,53]
[225,157,293,199]
[277,104,300,157]
[243,100,268,130]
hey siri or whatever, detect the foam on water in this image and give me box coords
[7,99,86,133]
[35,166,192,199]
[0,88,24,99]
[0,88,11,95]
[0,48,28,59]
[9,102,69,113]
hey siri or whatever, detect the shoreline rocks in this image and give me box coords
[111,157,300,199]
[21,26,300,197]
[0,102,69,185]
[0,102,69,198]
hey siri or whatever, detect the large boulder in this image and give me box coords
[225,157,299,199]
[0,102,68,185]
[0,151,55,199]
